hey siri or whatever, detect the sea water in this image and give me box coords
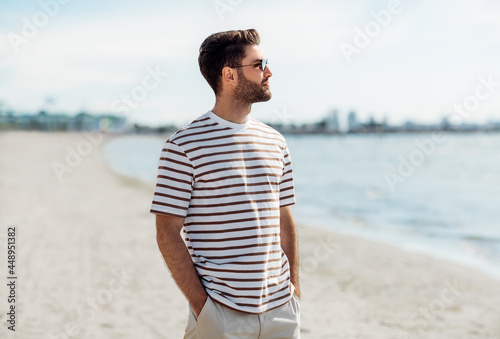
[104,133,500,278]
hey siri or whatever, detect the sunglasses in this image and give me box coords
[231,59,269,72]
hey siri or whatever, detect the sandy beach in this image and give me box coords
[1,131,499,339]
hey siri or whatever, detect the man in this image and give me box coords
[150,28,300,339]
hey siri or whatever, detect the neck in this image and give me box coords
[212,94,252,124]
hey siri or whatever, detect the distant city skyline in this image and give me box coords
[3,108,499,136]
[1,0,499,127]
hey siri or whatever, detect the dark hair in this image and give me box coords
[198,29,260,95]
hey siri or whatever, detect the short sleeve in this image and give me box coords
[150,140,194,218]
[279,143,296,207]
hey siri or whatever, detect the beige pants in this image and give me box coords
[184,295,301,339]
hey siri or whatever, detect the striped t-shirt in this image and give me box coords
[150,110,296,314]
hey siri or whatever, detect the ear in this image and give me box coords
[221,66,238,88]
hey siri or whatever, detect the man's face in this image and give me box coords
[233,45,273,104]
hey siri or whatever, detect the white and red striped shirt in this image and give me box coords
[150,111,296,313]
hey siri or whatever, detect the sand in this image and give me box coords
[0,131,499,339]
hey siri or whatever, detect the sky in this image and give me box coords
[1,0,500,128]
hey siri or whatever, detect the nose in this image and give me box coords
[264,65,272,77]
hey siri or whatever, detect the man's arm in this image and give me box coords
[156,214,208,316]
[280,205,300,299]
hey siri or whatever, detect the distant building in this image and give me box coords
[440,116,451,131]
[363,116,385,133]
[325,109,339,133]
[347,111,359,132]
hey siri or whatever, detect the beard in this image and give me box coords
[233,69,272,104]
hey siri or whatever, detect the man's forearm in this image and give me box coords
[156,217,208,315]
[280,206,300,297]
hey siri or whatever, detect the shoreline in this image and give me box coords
[103,133,500,283]
[1,131,499,338]
[298,220,500,283]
